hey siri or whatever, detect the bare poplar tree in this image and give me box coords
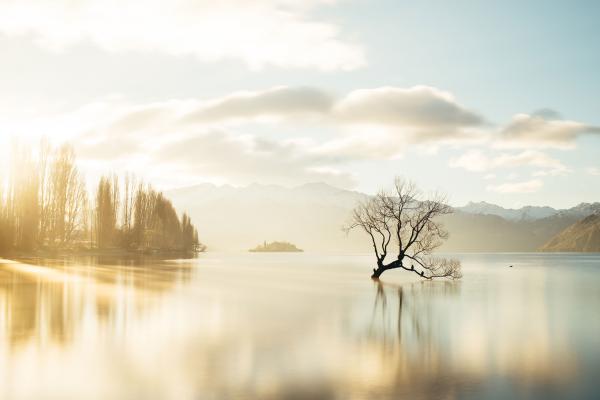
[111,174,120,227]
[64,169,87,244]
[8,144,40,250]
[345,177,461,280]
[37,138,52,244]
[133,181,150,248]
[0,173,9,252]
[95,175,119,248]
[122,173,136,234]
[48,144,81,244]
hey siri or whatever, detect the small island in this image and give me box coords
[249,241,303,252]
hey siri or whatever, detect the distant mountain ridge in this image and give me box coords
[166,182,599,252]
[540,214,600,252]
[455,201,600,221]
[166,182,368,252]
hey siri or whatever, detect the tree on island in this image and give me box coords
[249,241,303,252]
[345,177,461,280]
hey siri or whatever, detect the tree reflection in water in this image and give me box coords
[0,256,194,347]
[370,280,460,347]
[354,279,476,399]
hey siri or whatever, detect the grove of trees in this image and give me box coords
[0,140,202,254]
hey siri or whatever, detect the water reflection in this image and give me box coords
[349,280,478,399]
[0,257,193,347]
[0,253,598,399]
[369,280,461,347]
[353,276,581,399]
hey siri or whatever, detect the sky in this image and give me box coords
[0,0,599,208]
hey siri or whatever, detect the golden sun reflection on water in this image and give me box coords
[0,253,598,399]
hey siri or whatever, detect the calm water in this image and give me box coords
[1,253,599,399]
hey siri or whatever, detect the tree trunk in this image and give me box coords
[371,266,385,279]
[371,260,401,279]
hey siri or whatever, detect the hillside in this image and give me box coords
[440,212,578,252]
[540,215,600,252]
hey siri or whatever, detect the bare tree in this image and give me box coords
[64,169,87,244]
[48,144,82,244]
[345,177,461,280]
[8,143,40,250]
[95,175,119,248]
[122,173,135,233]
[37,138,52,244]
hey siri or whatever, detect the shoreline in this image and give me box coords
[0,247,203,261]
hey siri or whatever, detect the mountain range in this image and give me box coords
[540,215,600,252]
[166,182,600,252]
[456,201,600,221]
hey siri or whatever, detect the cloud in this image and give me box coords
[4,85,594,191]
[109,105,177,133]
[176,85,487,158]
[486,179,543,194]
[334,86,485,142]
[492,150,563,168]
[153,130,356,188]
[0,0,365,71]
[73,124,356,188]
[85,85,487,163]
[177,85,483,137]
[181,86,334,123]
[450,149,569,175]
[312,130,407,160]
[586,167,600,176]
[79,89,597,169]
[73,87,483,186]
[38,95,356,188]
[449,150,490,172]
[498,112,600,149]
[531,169,569,177]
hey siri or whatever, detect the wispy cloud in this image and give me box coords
[84,85,488,162]
[586,166,600,176]
[176,85,484,140]
[497,111,600,149]
[0,0,365,71]
[2,84,596,192]
[153,130,356,188]
[450,149,569,175]
[180,86,335,124]
[486,179,543,194]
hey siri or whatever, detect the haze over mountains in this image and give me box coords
[167,182,368,252]
[456,201,600,221]
[166,182,600,253]
[540,215,600,252]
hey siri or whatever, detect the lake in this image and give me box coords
[1,253,599,399]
